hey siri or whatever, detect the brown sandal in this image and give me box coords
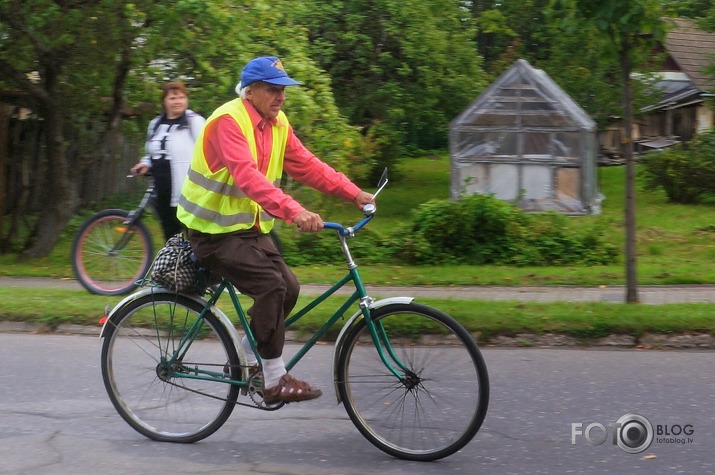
[263,373,323,403]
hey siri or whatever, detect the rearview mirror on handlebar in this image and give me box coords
[373,168,388,201]
[362,168,388,217]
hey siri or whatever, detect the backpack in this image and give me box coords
[148,112,197,142]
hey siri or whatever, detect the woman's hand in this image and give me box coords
[130,163,150,176]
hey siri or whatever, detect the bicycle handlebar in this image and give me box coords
[323,201,377,236]
[323,214,374,237]
[127,171,153,178]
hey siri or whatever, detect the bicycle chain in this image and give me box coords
[162,363,284,411]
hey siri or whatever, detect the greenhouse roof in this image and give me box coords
[451,59,596,132]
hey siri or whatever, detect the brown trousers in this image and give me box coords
[187,228,299,359]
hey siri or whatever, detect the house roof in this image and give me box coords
[664,18,715,92]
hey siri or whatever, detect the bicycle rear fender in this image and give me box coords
[331,296,414,404]
[99,288,250,381]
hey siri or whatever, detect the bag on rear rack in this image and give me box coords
[151,233,206,293]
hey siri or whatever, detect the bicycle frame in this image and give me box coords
[109,186,154,254]
[144,220,413,395]
[101,167,415,396]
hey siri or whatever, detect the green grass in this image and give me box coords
[6,153,715,285]
[3,153,715,338]
[284,153,450,234]
[277,157,715,286]
[2,287,714,345]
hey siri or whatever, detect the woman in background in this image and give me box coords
[131,81,205,240]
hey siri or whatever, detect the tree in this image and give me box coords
[0,0,148,259]
[0,0,362,258]
[297,0,488,179]
[470,0,554,76]
[549,0,671,303]
[469,1,660,132]
[665,0,713,18]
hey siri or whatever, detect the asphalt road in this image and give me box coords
[1,333,713,474]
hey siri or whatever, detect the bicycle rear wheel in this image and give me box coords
[101,292,240,443]
[337,302,489,461]
[71,209,153,295]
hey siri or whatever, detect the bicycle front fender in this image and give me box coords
[331,296,414,404]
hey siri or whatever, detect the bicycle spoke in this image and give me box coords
[72,210,153,295]
[337,303,489,461]
[101,294,239,443]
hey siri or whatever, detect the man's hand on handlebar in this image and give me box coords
[353,191,374,210]
[293,210,324,232]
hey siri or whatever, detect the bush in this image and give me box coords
[280,226,391,267]
[391,194,618,266]
[641,129,715,204]
[275,194,618,268]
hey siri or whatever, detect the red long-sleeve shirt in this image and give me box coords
[202,99,361,224]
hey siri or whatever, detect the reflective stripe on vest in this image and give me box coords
[177,99,288,234]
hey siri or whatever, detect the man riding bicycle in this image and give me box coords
[177,56,372,404]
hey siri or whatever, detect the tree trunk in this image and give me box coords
[620,41,639,303]
[19,104,79,260]
[0,104,11,245]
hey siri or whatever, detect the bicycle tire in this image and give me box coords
[336,302,489,461]
[101,292,240,443]
[71,209,153,295]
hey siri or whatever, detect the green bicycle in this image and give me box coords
[99,176,489,462]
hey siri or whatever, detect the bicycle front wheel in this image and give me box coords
[337,303,489,461]
[101,292,240,443]
[71,209,153,295]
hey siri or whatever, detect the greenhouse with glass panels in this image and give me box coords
[449,59,602,215]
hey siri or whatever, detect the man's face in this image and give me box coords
[247,82,286,119]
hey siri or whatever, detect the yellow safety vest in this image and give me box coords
[177,99,288,234]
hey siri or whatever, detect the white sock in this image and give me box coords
[262,357,287,389]
[241,335,258,365]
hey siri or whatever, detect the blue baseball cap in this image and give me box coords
[240,56,302,88]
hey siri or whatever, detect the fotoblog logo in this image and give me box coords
[571,413,654,454]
